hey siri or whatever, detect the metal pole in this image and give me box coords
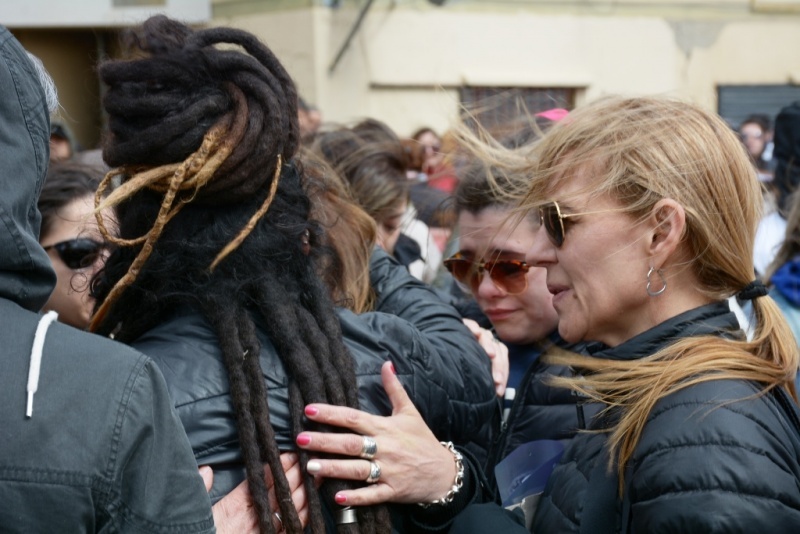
[328,0,376,75]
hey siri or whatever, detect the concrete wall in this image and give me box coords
[6,0,799,147]
[214,0,800,138]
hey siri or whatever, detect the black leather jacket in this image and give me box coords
[132,249,497,502]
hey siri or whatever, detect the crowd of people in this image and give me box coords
[2,14,800,534]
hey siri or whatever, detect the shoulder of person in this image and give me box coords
[635,378,800,483]
[643,378,788,431]
[628,379,800,532]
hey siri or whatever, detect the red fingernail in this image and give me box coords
[305,405,319,417]
[390,361,396,374]
[335,493,347,504]
[296,434,311,446]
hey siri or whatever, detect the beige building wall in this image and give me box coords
[213,0,800,138]
[6,1,799,146]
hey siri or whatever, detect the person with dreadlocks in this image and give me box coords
[90,15,495,534]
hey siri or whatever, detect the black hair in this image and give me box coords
[91,15,389,533]
[454,117,554,215]
[38,162,103,237]
[410,126,437,142]
[739,113,772,133]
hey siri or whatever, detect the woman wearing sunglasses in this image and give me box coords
[447,130,596,392]
[38,163,110,329]
[294,96,800,533]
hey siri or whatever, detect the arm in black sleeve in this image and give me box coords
[401,448,507,533]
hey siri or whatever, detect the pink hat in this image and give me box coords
[535,108,569,122]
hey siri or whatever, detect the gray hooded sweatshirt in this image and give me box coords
[0,26,214,533]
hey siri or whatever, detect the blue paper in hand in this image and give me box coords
[495,439,565,507]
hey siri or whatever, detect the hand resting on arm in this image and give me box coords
[295,361,459,507]
[463,318,509,397]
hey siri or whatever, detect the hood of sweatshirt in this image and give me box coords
[0,26,56,311]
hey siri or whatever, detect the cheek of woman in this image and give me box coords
[553,218,652,347]
[43,257,95,329]
[502,269,558,344]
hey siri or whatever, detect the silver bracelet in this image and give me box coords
[417,441,464,507]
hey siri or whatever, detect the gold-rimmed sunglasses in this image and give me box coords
[538,200,614,247]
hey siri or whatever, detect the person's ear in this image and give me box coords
[648,199,686,266]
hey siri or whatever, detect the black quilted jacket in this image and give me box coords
[483,339,597,497]
[533,301,800,533]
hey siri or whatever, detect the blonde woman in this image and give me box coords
[295,96,800,533]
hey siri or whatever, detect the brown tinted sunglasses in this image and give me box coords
[443,253,529,295]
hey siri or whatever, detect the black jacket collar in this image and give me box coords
[586,301,741,362]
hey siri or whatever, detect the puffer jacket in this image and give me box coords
[132,248,497,502]
[0,26,214,533]
[532,301,800,533]
[491,339,596,463]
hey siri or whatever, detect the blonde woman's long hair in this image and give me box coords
[462,95,799,491]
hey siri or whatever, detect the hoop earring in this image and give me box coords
[646,267,667,297]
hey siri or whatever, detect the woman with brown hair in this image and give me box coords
[299,148,377,314]
[308,121,447,283]
[308,123,410,257]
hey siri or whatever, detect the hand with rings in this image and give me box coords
[359,436,382,485]
[463,318,509,397]
[296,361,459,506]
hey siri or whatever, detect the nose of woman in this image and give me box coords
[526,224,557,269]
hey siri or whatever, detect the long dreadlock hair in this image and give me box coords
[90,15,391,533]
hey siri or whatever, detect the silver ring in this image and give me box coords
[360,435,378,459]
[274,512,283,531]
[337,506,357,524]
[365,460,381,483]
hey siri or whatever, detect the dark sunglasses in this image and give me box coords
[43,238,105,270]
[443,253,529,295]
[538,201,610,248]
